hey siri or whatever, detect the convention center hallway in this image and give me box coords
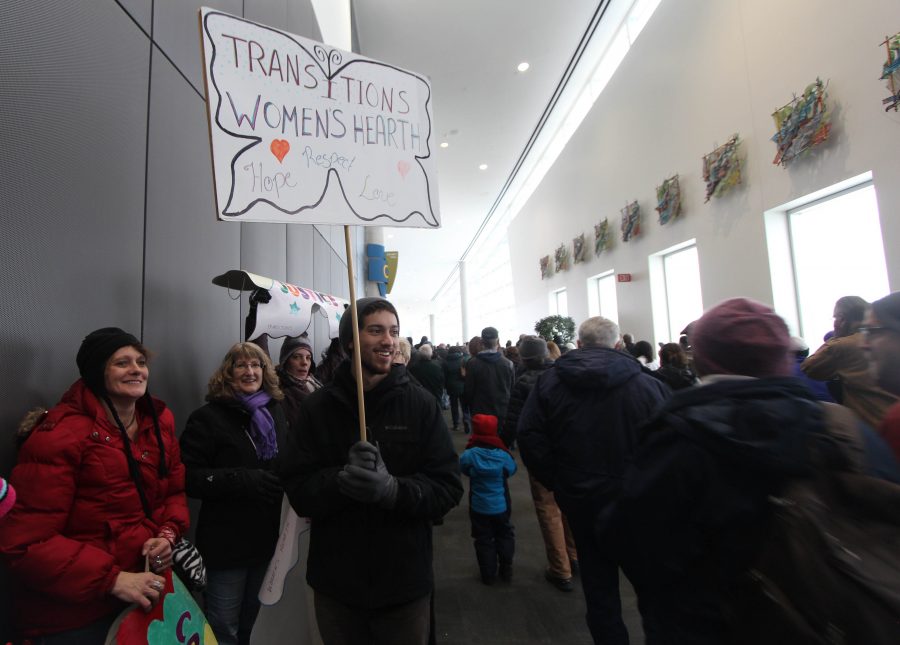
[432,411,645,645]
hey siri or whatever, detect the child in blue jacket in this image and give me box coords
[460,413,517,584]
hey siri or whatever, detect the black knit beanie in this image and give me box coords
[76,327,141,394]
[338,298,399,352]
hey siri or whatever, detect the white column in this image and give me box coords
[310,0,351,49]
[459,261,470,341]
[429,314,436,343]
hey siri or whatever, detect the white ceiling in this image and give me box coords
[352,1,602,308]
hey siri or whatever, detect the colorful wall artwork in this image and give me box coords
[702,135,742,202]
[595,219,611,256]
[655,175,682,225]
[882,32,900,112]
[620,201,641,242]
[555,244,570,272]
[540,255,552,279]
[573,234,586,264]
[771,78,831,166]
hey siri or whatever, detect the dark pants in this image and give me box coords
[448,392,462,427]
[566,505,658,645]
[470,509,515,580]
[34,614,117,645]
[314,591,431,645]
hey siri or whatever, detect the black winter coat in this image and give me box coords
[443,351,465,396]
[651,365,698,391]
[280,362,463,609]
[409,358,445,403]
[464,351,515,424]
[501,361,552,447]
[180,397,287,568]
[613,378,825,644]
[518,347,669,509]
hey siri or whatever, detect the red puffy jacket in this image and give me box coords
[0,379,189,638]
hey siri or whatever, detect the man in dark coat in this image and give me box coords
[518,316,669,645]
[443,346,466,430]
[464,326,515,433]
[504,336,580,592]
[615,298,900,644]
[279,298,463,645]
[409,343,445,404]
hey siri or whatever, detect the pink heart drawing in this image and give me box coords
[270,139,290,163]
[397,160,411,179]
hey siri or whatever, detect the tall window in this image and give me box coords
[551,288,568,317]
[786,182,888,345]
[588,271,618,323]
[650,240,703,344]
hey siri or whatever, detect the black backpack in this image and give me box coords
[731,403,900,644]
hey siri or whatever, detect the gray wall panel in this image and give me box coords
[244,0,321,41]
[239,221,288,330]
[0,1,151,639]
[0,0,149,454]
[287,1,323,41]
[143,46,241,429]
[0,0,339,640]
[286,222,316,287]
[244,0,289,31]
[119,0,152,32]
[154,0,242,94]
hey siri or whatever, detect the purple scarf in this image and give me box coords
[237,391,277,460]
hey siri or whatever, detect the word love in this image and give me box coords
[359,175,397,206]
[244,162,297,198]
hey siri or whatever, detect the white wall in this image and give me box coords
[508,0,900,343]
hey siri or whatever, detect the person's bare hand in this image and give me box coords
[111,571,166,611]
[143,537,173,573]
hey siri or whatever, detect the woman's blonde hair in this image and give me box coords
[395,337,412,364]
[546,341,562,360]
[206,342,283,401]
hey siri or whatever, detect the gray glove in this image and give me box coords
[347,440,378,469]
[337,441,398,508]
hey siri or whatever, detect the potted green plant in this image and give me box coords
[534,315,575,344]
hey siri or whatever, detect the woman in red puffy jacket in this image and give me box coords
[0,327,189,644]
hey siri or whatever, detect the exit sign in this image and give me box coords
[617,273,632,282]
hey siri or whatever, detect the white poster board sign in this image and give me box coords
[200,8,440,227]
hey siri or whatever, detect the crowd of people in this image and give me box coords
[1,291,899,644]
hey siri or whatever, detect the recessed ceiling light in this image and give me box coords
[387,234,395,239]
[440,142,449,148]
[479,164,488,170]
[517,62,530,72]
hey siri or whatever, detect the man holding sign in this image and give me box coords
[280,297,462,645]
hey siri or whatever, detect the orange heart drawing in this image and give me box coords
[397,160,411,179]
[270,139,290,163]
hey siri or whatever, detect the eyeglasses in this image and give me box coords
[234,361,263,371]
[859,325,890,337]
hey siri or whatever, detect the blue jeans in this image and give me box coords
[205,563,268,645]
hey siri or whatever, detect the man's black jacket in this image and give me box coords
[280,362,462,609]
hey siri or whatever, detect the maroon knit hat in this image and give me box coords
[691,297,792,378]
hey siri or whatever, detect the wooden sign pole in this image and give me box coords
[344,225,367,442]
